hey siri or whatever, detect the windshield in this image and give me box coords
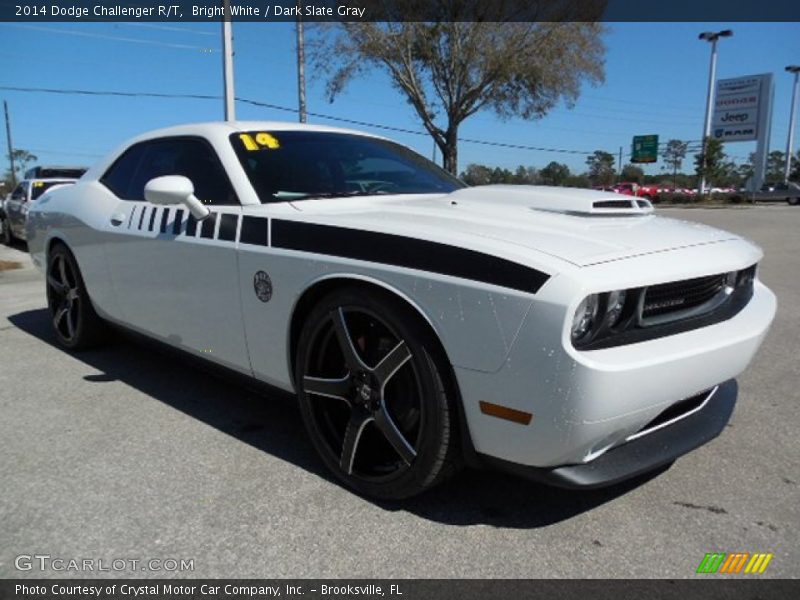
[230,131,464,203]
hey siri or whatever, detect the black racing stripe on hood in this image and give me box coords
[271,220,549,294]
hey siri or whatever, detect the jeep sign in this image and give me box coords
[712,74,770,142]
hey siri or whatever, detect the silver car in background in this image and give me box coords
[1,178,77,244]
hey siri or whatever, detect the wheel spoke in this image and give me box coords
[53,304,68,329]
[331,308,368,374]
[58,255,69,288]
[65,305,77,339]
[303,374,351,404]
[47,274,68,296]
[374,404,416,466]
[373,341,412,390]
[340,408,373,475]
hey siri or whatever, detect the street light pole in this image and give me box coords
[698,30,732,194]
[784,66,800,183]
[296,1,307,123]
[222,0,236,121]
[4,101,16,187]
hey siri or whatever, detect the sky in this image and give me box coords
[0,20,798,177]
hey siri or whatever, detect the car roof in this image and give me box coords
[131,120,386,142]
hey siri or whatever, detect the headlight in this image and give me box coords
[571,294,599,341]
[572,290,629,344]
[605,290,627,327]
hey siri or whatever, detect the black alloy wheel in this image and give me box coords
[46,243,107,350]
[295,287,460,499]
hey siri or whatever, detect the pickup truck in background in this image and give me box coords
[612,182,660,199]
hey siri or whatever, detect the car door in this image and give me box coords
[100,136,251,374]
[5,181,29,237]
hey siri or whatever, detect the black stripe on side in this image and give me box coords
[218,213,238,242]
[200,212,217,239]
[137,206,147,230]
[239,216,269,246]
[148,207,158,232]
[186,213,198,237]
[127,206,136,229]
[172,209,184,235]
[159,208,170,234]
[271,221,550,295]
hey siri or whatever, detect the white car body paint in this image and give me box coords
[26,121,776,472]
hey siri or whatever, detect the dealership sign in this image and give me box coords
[712,75,771,142]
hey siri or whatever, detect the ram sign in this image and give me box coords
[712,74,771,142]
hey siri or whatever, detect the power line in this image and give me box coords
[1,24,216,52]
[0,85,599,156]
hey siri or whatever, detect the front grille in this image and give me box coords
[642,273,728,319]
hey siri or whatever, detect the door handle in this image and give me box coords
[110,213,126,227]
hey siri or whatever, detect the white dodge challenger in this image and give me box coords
[26,122,776,499]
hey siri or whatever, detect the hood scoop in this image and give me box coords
[448,184,654,216]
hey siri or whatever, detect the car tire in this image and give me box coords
[295,286,461,500]
[46,243,108,350]
[1,218,12,245]
[788,197,799,206]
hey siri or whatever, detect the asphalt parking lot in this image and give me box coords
[1,205,798,579]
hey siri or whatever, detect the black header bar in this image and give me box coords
[2,580,800,600]
[0,0,798,22]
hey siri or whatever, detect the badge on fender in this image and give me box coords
[253,271,273,302]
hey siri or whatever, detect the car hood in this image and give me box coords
[287,185,739,267]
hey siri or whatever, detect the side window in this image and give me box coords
[11,183,26,200]
[100,138,238,206]
[128,138,238,206]
[101,144,147,199]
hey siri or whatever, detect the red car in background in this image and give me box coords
[613,182,659,199]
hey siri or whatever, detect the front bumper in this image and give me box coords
[455,280,774,467]
[479,379,737,489]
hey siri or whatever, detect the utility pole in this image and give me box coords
[221,0,236,121]
[4,101,16,187]
[617,146,622,182]
[296,1,307,123]
[698,29,733,194]
[784,66,800,183]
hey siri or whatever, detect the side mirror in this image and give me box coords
[144,175,210,221]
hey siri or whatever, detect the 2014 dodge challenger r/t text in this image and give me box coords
[25,121,776,499]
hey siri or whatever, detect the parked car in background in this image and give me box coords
[2,178,77,244]
[613,182,659,200]
[747,182,800,205]
[24,165,87,180]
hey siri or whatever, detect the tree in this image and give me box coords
[459,163,493,186]
[790,150,800,181]
[311,6,606,174]
[6,149,37,185]
[694,137,726,187]
[663,139,688,189]
[718,160,743,188]
[586,150,615,185]
[766,150,786,183]
[620,163,644,183]
[564,173,590,188]
[539,161,571,186]
[459,164,518,185]
[513,165,538,185]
